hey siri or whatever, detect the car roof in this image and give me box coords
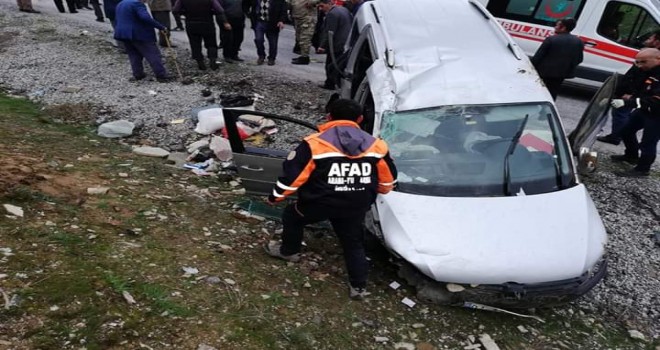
[358,0,552,111]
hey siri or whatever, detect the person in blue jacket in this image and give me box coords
[114,0,173,82]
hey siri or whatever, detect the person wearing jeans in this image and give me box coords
[246,0,286,65]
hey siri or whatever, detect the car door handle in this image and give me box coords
[240,165,264,172]
[584,41,597,47]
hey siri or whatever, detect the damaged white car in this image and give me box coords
[222,0,616,307]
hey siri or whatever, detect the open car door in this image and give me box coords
[567,73,618,173]
[222,109,318,196]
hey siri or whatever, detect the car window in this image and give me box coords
[487,0,587,26]
[380,103,574,197]
[597,1,659,48]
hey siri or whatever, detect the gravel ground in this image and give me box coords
[1,4,659,340]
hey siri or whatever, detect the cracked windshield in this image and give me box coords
[380,103,573,197]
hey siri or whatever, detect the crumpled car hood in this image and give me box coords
[376,184,606,284]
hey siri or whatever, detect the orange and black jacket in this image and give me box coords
[268,120,397,212]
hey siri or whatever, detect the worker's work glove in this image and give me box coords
[610,99,625,109]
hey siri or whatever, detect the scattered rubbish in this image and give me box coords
[27,88,47,99]
[628,330,646,341]
[97,120,135,138]
[49,305,60,311]
[389,281,401,290]
[182,267,199,277]
[463,302,545,323]
[401,297,416,308]
[209,136,232,161]
[3,204,24,217]
[170,118,186,124]
[87,187,110,195]
[220,94,254,108]
[374,336,389,343]
[192,168,213,176]
[187,139,210,154]
[132,146,170,158]
[122,291,136,304]
[517,325,528,333]
[194,108,225,135]
[187,146,215,163]
[478,334,500,350]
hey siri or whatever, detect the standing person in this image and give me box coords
[17,0,39,13]
[148,0,175,48]
[349,0,367,16]
[173,0,230,70]
[104,0,126,52]
[317,0,352,90]
[220,0,246,63]
[598,30,660,145]
[54,0,77,13]
[264,99,397,300]
[530,18,584,100]
[290,0,316,65]
[171,0,185,31]
[89,0,105,21]
[114,0,173,82]
[245,0,287,65]
[610,48,660,177]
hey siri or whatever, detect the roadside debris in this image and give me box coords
[401,297,416,308]
[97,120,135,138]
[182,267,199,277]
[87,187,110,195]
[478,334,500,350]
[628,330,646,341]
[462,302,545,323]
[3,204,24,217]
[389,281,401,290]
[122,291,136,305]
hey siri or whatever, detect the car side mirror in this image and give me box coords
[577,147,598,174]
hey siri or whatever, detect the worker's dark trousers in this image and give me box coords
[185,21,217,61]
[280,202,368,289]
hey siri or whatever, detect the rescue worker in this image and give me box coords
[598,29,660,145]
[610,48,660,177]
[290,0,317,65]
[531,18,584,100]
[264,98,397,300]
[173,0,230,71]
[317,0,352,89]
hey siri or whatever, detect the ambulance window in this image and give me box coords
[598,2,660,48]
[487,0,586,26]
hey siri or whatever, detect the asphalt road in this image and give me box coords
[12,1,639,156]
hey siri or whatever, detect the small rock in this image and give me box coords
[464,345,481,350]
[182,267,199,276]
[416,343,437,350]
[98,120,135,138]
[374,336,389,343]
[118,173,129,178]
[3,204,24,217]
[394,342,415,350]
[122,291,136,304]
[87,187,110,195]
[478,334,500,350]
[205,276,221,284]
[446,283,465,292]
[133,146,170,158]
[412,323,425,329]
[61,86,82,93]
[197,344,217,350]
[49,305,60,311]
[628,330,646,341]
[147,90,158,96]
[224,278,236,285]
[303,282,312,288]
[517,325,528,334]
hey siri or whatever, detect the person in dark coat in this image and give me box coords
[317,0,352,90]
[173,0,230,70]
[114,0,172,82]
[245,0,287,65]
[220,0,246,63]
[610,48,660,177]
[531,18,584,100]
[54,0,77,13]
[598,30,660,145]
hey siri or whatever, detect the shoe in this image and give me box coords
[156,76,175,83]
[96,17,104,22]
[267,59,275,66]
[224,57,236,64]
[209,61,219,70]
[231,56,244,62]
[83,6,93,10]
[597,135,621,145]
[318,84,335,90]
[616,168,650,177]
[196,60,207,70]
[21,8,40,13]
[264,241,300,263]
[129,75,146,82]
[610,154,639,165]
[257,56,265,65]
[349,285,370,300]
[70,10,78,13]
[291,56,310,65]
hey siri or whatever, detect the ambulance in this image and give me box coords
[476,0,660,87]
